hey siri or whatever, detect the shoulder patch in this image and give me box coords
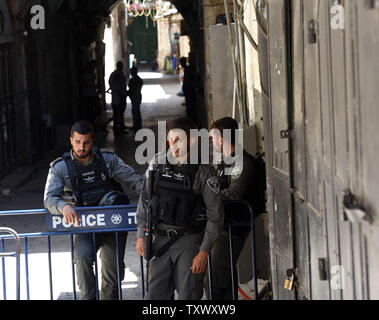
[231,166,243,181]
[50,157,63,168]
[207,176,220,194]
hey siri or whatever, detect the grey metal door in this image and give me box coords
[290,0,378,300]
[262,0,295,300]
[291,0,332,300]
[290,0,356,300]
[265,0,379,300]
[325,0,353,300]
[348,0,379,300]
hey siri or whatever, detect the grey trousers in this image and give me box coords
[204,231,247,300]
[73,232,128,300]
[145,233,205,300]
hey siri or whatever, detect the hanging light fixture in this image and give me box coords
[126,0,157,20]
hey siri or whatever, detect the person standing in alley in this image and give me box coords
[181,55,197,124]
[128,66,144,132]
[109,61,129,134]
[80,60,101,128]
[177,57,185,97]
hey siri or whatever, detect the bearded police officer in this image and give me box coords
[135,118,224,300]
[44,121,144,300]
[206,117,261,300]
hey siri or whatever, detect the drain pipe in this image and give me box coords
[234,0,249,128]
[223,0,244,126]
[233,0,245,127]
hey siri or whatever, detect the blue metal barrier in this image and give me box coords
[0,201,258,301]
[0,205,139,300]
[0,228,21,300]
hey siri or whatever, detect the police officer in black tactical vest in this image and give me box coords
[44,121,144,300]
[205,117,267,300]
[136,118,224,300]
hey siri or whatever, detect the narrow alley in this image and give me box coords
[1,0,379,304]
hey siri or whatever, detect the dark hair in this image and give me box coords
[116,61,123,70]
[167,118,198,138]
[180,57,187,68]
[71,121,95,139]
[166,118,198,154]
[211,117,239,145]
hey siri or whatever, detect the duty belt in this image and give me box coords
[153,226,203,257]
[155,228,182,239]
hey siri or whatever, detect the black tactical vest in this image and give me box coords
[217,150,267,217]
[63,149,113,207]
[216,161,231,191]
[151,163,206,228]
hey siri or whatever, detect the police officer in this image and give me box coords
[128,66,144,131]
[135,118,224,300]
[44,121,144,300]
[206,117,257,300]
[109,61,129,134]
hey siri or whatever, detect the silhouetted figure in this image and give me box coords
[152,49,159,72]
[80,60,100,127]
[181,55,197,124]
[109,61,128,134]
[128,66,144,131]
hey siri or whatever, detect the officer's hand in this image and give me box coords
[191,250,209,274]
[62,205,81,226]
[136,237,145,257]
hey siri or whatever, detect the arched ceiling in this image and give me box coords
[43,0,201,49]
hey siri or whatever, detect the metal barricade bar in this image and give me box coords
[0,205,139,301]
[231,200,258,300]
[69,235,76,300]
[0,227,21,300]
[0,227,139,300]
[206,200,259,301]
[0,201,258,300]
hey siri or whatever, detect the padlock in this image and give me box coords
[284,273,295,291]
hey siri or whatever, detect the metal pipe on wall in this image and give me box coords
[233,0,245,127]
[234,0,249,128]
[223,0,243,126]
